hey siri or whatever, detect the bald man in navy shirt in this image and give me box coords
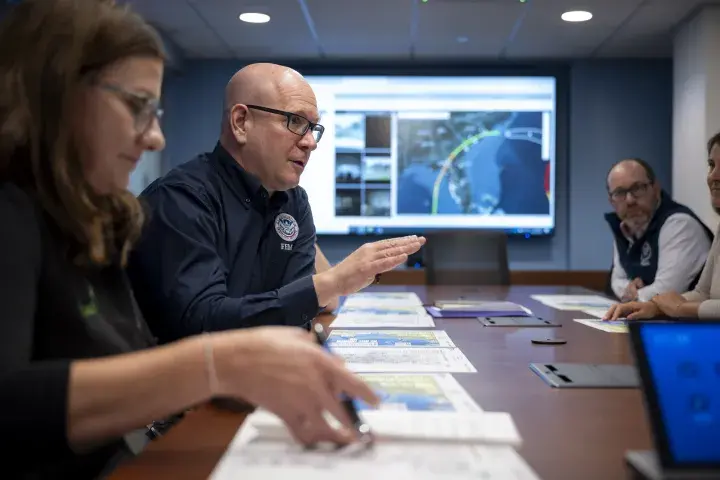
[128,63,424,344]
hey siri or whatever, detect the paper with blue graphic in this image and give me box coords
[573,318,628,333]
[341,291,424,309]
[327,330,454,348]
[335,347,476,373]
[332,306,435,328]
[339,305,428,315]
[355,373,481,412]
[531,294,615,311]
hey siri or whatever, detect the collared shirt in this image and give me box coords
[127,143,320,344]
[611,212,712,301]
[683,223,720,318]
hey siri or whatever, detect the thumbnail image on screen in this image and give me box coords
[301,76,556,235]
[334,113,393,218]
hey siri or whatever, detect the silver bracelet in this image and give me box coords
[204,333,219,396]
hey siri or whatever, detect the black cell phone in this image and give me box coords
[531,338,567,345]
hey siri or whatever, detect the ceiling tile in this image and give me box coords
[124,0,229,56]
[126,0,207,31]
[190,0,319,58]
[414,0,524,57]
[122,0,714,60]
[504,0,644,58]
[595,0,713,57]
[306,0,413,56]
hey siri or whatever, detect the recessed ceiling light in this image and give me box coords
[239,12,270,23]
[456,36,469,43]
[561,10,592,22]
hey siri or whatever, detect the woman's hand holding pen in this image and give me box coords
[207,326,379,446]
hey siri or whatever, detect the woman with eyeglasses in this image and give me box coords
[0,1,377,478]
[605,131,720,321]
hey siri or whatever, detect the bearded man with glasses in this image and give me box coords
[127,63,424,344]
[604,158,712,303]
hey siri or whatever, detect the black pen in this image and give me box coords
[312,323,374,444]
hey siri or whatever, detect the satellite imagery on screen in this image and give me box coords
[396,111,549,216]
[307,75,556,234]
[332,110,550,219]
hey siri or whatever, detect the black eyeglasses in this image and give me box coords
[609,182,652,202]
[246,104,324,143]
[99,83,163,133]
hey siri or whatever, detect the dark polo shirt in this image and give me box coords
[127,143,321,343]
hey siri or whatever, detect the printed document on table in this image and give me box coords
[579,307,610,318]
[338,305,429,315]
[209,425,541,480]
[327,330,455,348]
[356,373,482,412]
[573,318,628,333]
[247,409,521,445]
[331,311,435,328]
[341,300,424,310]
[333,347,476,373]
[343,292,423,308]
[531,294,615,311]
[345,291,422,303]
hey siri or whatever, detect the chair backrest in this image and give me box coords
[423,230,510,286]
[604,266,617,299]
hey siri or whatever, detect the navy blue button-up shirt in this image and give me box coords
[127,143,320,343]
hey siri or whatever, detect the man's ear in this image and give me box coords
[230,104,249,145]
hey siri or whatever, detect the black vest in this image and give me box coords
[605,191,713,290]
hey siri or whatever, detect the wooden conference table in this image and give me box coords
[110,285,651,480]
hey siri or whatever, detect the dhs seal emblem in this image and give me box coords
[275,213,299,242]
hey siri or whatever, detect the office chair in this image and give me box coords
[604,263,620,300]
[423,230,510,286]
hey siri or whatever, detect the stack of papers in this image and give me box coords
[246,409,522,446]
[426,300,531,318]
[334,292,434,328]
[335,347,477,373]
[578,307,611,318]
[573,318,628,333]
[530,294,615,311]
[327,330,455,348]
[355,373,482,413]
[210,426,541,480]
[332,306,434,328]
[342,291,424,308]
[208,290,542,479]
[326,330,475,373]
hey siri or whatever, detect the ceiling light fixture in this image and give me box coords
[239,12,270,23]
[561,10,592,22]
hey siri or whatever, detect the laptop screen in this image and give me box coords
[636,322,720,468]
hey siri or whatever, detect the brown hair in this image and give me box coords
[708,131,720,155]
[0,0,166,267]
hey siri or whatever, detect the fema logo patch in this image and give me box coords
[275,213,299,242]
[640,241,652,267]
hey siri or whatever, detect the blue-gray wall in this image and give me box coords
[567,60,673,271]
[161,59,673,271]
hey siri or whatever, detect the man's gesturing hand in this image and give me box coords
[314,235,426,305]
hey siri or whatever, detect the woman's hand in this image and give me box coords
[650,292,689,317]
[210,326,379,446]
[603,301,660,320]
